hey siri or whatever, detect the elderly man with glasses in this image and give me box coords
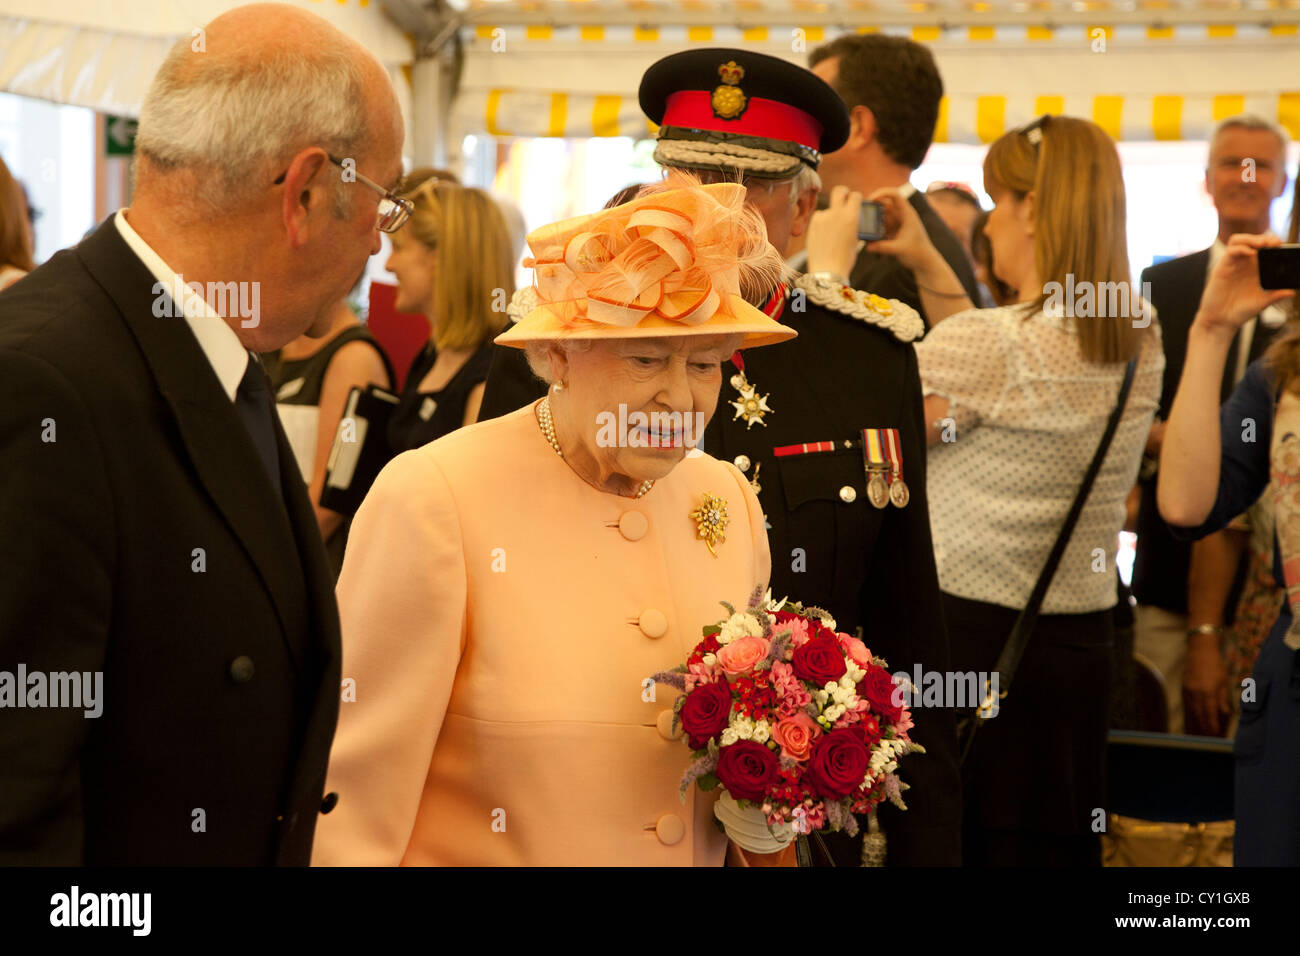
[0,2,404,865]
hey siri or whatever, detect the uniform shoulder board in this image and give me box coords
[793,274,925,343]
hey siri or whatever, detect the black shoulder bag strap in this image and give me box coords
[958,356,1139,766]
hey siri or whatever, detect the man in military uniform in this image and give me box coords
[479,48,961,866]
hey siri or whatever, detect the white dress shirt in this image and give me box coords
[114,209,249,401]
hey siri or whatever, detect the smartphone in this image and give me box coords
[857,200,885,241]
[1258,244,1300,290]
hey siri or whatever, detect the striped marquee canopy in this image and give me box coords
[0,0,1295,151]
[451,0,1300,144]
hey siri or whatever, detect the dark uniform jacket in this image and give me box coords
[849,191,982,329]
[476,276,962,865]
[0,218,341,865]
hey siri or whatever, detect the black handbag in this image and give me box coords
[319,384,401,517]
[956,357,1139,766]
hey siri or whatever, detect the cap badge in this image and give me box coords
[712,60,747,120]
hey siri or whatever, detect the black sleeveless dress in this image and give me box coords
[387,341,494,454]
[263,324,394,577]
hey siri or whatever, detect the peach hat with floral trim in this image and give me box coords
[495,179,797,350]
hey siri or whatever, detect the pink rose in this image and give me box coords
[838,634,872,668]
[716,635,770,679]
[771,712,823,762]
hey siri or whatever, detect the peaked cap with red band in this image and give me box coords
[639,48,850,179]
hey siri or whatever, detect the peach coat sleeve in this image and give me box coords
[311,451,467,866]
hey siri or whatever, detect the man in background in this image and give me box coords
[800,34,981,327]
[1133,115,1290,736]
[0,2,405,863]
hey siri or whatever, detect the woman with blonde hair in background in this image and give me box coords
[859,114,1165,865]
[385,171,515,452]
[0,158,35,291]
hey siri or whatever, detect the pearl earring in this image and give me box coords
[553,381,565,392]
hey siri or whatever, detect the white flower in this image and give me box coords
[730,713,755,740]
[718,612,756,645]
[845,661,865,683]
[752,720,771,743]
[702,653,717,667]
[825,704,846,722]
[721,727,739,746]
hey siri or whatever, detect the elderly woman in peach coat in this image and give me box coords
[312,180,799,866]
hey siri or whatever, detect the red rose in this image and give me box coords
[791,635,848,687]
[715,740,779,802]
[678,681,733,751]
[805,729,871,798]
[856,666,903,723]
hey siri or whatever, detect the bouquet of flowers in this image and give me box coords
[650,589,922,857]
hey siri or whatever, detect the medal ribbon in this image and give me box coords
[882,428,904,483]
[774,441,836,457]
[861,428,888,476]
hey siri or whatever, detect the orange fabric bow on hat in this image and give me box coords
[526,182,761,329]
[495,178,796,349]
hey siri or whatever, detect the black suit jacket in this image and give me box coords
[849,191,982,328]
[1131,249,1275,614]
[0,218,341,864]
[475,284,961,865]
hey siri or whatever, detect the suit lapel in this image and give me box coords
[76,217,313,671]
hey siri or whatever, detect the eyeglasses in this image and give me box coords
[1019,114,1051,149]
[273,154,414,233]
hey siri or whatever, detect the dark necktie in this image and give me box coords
[236,352,283,500]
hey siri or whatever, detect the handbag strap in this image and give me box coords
[977,356,1139,716]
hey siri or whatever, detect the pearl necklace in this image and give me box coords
[538,397,654,499]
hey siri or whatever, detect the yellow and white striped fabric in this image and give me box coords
[454,18,1300,143]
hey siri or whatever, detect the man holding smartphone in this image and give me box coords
[800,34,981,328]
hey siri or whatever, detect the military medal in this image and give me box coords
[690,492,730,557]
[861,429,890,509]
[729,354,772,429]
[882,428,910,508]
